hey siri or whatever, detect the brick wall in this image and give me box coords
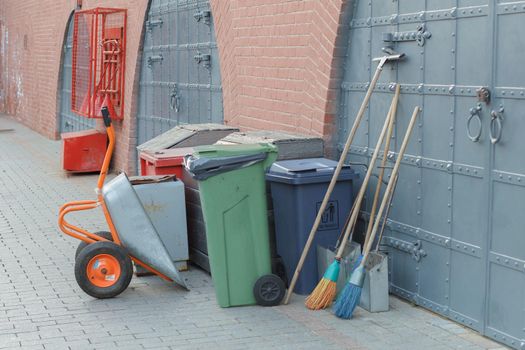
[0,0,351,173]
[0,0,147,173]
[210,0,352,157]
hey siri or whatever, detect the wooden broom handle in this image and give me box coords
[283,57,388,304]
[335,93,396,259]
[361,106,421,263]
[363,84,400,248]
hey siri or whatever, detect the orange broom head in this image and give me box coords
[304,260,340,310]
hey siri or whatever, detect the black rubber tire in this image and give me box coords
[74,241,133,299]
[253,274,285,306]
[75,231,113,259]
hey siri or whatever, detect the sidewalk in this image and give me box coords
[0,115,507,350]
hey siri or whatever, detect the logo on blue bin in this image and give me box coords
[316,200,338,231]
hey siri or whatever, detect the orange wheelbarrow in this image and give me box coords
[59,107,187,298]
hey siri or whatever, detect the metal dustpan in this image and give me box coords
[102,173,188,289]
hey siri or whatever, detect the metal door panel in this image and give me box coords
[368,93,392,144]
[493,99,525,175]
[495,8,525,87]
[422,96,454,161]
[452,175,486,247]
[456,16,491,85]
[449,251,484,332]
[390,165,419,228]
[421,169,450,236]
[427,0,456,10]
[137,0,223,147]
[398,0,425,13]
[371,0,396,18]
[490,182,525,261]
[387,234,419,298]
[418,242,449,314]
[59,15,95,133]
[345,28,370,83]
[343,92,369,148]
[486,263,525,349]
[423,20,455,85]
[459,0,489,6]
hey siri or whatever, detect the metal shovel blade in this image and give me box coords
[102,173,188,289]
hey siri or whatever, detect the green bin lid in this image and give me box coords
[192,143,278,158]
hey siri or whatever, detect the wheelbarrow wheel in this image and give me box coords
[75,231,113,259]
[253,274,285,306]
[75,241,133,299]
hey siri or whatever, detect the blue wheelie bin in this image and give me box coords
[266,158,358,295]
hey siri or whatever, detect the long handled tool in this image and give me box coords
[363,84,399,249]
[374,173,398,252]
[305,86,400,310]
[283,51,404,305]
[334,106,421,319]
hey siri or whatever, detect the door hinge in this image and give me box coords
[193,10,211,25]
[194,52,211,69]
[147,54,163,68]
[146,18,163,32]
[383,237,427,262]
[170,86,180,112]
[383,23,432,46]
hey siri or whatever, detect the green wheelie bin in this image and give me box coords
[185,144,285,307]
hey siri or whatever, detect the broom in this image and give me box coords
[330,84,400,286]
[282,54,399,305]
[304,93,397,310]
[362,84,399,250]
[374,173,399,253]
[334,106,421,319]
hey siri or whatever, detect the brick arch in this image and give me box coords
[210,0,352,157]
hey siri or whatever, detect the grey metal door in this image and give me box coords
[486,3,525,347]
[59,14,95,133]
[137,0,223,146]
[339,1,523,348]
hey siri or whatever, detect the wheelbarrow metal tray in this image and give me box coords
[102,173,188,289]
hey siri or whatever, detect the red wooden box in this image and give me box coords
[62,129,107,173]
[139,147,194,177]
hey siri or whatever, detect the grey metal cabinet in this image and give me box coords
[339,1,524,348]
[58,14,95,133]
[137,0,223,147]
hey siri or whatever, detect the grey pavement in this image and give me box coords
[0,115,508,350]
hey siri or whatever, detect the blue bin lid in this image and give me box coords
[266,158,358,185]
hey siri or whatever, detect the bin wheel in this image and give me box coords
[74,241,133,299]
[75,231,113,259]
[253,274,285,306]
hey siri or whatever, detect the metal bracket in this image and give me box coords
[146,18,163,32]
[170,85,180,112]
[194,52,211,69]
[147,54,163,68]
[383,23,432,46]
[193,10,211,25]
[476,87,490,104]
[384,237,427,262]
